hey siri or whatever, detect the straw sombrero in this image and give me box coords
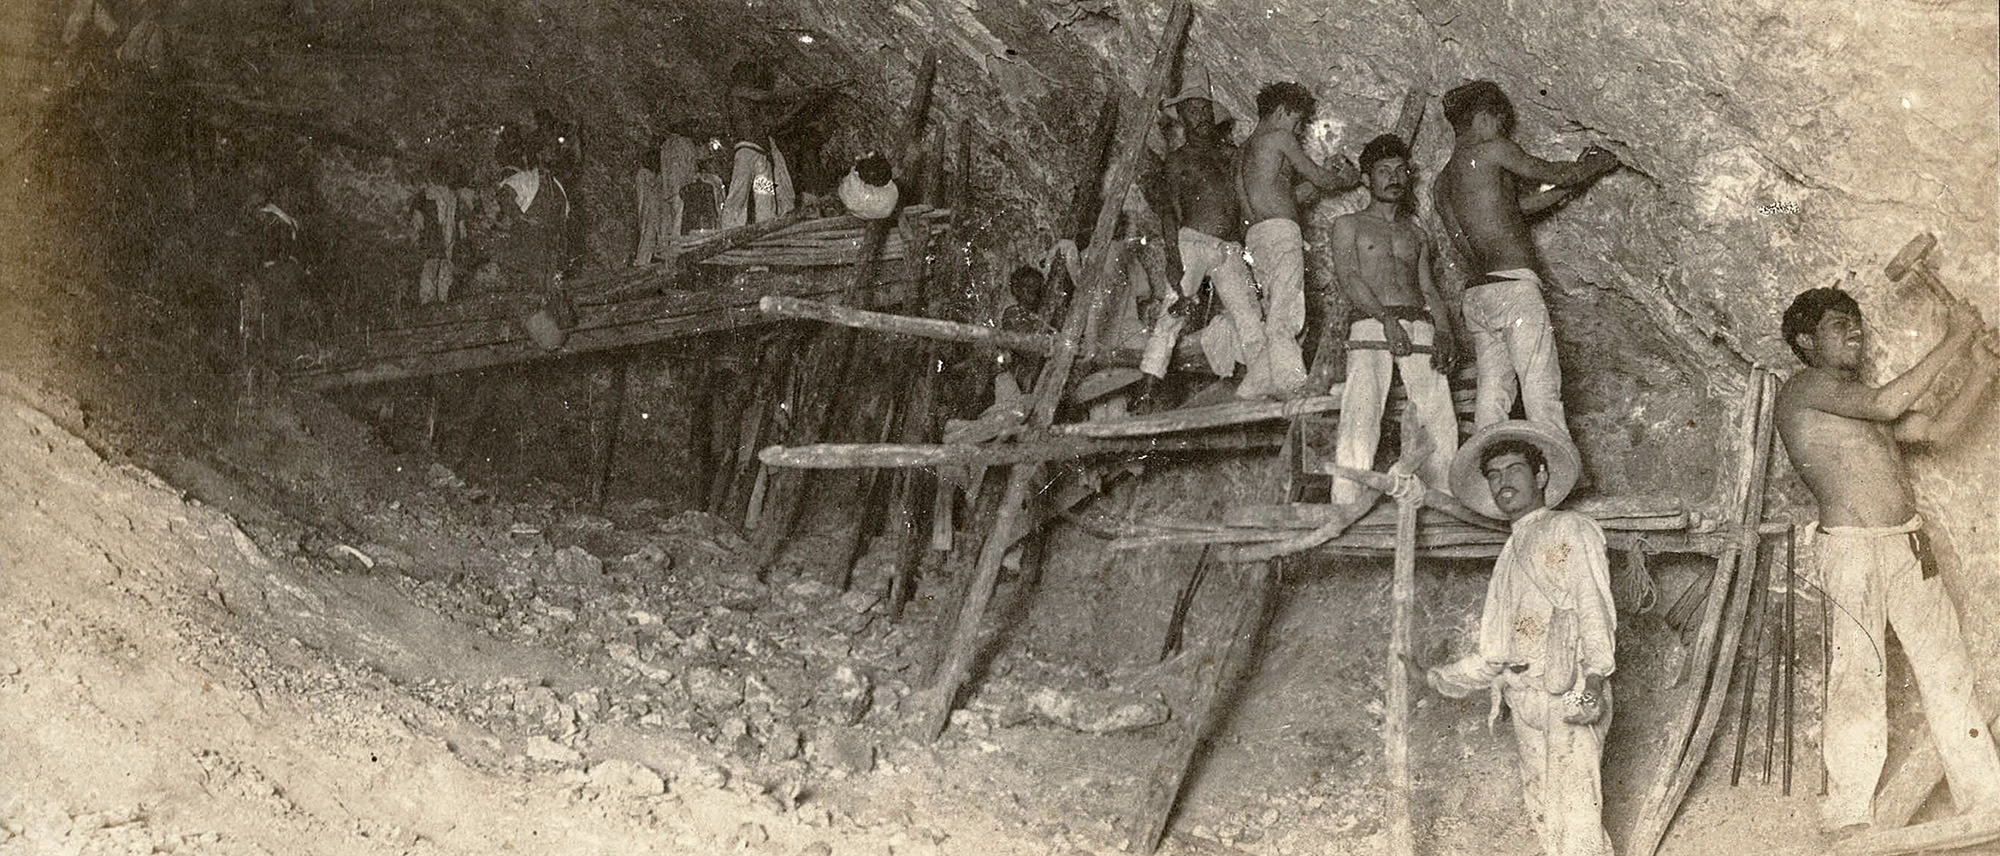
[1449,420,1581,520]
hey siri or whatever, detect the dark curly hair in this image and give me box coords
[1255,81,1315,121]
[1480,437,1546,477]
[1359,133,1410,173]
[1782,287,1862,364]
[1443,81,1515,135]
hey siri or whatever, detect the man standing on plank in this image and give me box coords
[1773,286,2000,836]
[1144,65,1260,384]
[1421,420,1615,856]
[1434,81,1618,438]
[1327,133,1459,504]
[1234,81,1361,399]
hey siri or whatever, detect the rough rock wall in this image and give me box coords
[757,0,1999,683]
[41,0,1994,664]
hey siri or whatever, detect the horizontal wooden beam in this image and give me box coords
[1052,395,1341,438]
[758,427,1279,469]
[759,295,1056,354]
[294,269,906,388]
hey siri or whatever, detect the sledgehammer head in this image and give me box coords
[1885,232,1938,283]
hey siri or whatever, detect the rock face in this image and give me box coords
[732,0,2000,670]
[76,0,1996,672]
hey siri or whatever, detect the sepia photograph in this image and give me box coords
[0,0,1994,854]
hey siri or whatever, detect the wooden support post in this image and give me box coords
[1625,369,1779,856]
[1385,485,1419,856]
[1730,533,1775,785]
[848,49,938,303]
[752,50,940,574]
[587,359,629,507]
[1051,394,1343,438]
[1156,546,1211,660]
[910,0,1194,742]
[891,123,973,619]
[1130,560,1275,853]
[1762,525,1788,784]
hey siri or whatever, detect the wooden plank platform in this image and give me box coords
[1113,494,1718,559]
[291,266,912,389]
[283,211,950,389]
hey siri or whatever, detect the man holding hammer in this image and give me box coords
[1774,286,2000,836]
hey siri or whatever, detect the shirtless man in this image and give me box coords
[721,59,830,228]
[1434,81,1617,438]
[1234,81,1361,399]
[1141,69,1261,383]
[1327,134,1459,504]
[1774,287,2000,835]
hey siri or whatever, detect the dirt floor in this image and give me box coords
[0,346,1849,856]
[0,80,1871,855]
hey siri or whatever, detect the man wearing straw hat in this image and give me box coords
[1420,419,1616,856]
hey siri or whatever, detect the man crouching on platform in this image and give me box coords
[1327,133,1460,506]
[1418,420,1616,856]
[1774,287,2000,836]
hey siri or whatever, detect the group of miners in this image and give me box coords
[362,54,2000,855]
[1133,69,2000,856]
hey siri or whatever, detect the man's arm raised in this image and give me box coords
[1485,138,1617,189]
[1895,329,2000,444]
[1279,133,1361,192]
[1797,301,1981,423]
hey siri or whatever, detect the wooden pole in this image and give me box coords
[1385,486,1419,856]
[1781,523,1795,794]
[1730,534,1774,785]
[761,429,1276,469]
[752,50,940,573]
[1762,525,1788,784]
[910,0,1194,742]
[587,359,629,507]
[1625,370,1780,856]
[888,120,971,620]
[1130,560,1274,853]
[1051,394,1344,438]
[760,295,1055,354]
[847,50,939,303]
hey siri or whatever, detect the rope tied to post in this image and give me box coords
[1386,469,1425,507]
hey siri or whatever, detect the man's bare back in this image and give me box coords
[1435,139,1540,274]
[1168,137,1239,240]
[1235,124,1355,225]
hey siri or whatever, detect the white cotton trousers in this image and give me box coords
[1329,318,1460,505]
[1463,270,1570,439]
[1819,518,2000,827]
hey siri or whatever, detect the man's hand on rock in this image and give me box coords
[1581,145,1620,176]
